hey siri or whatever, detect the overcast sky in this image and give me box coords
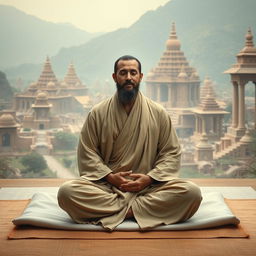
[0,0,170,33]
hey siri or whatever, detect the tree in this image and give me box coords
[0,157,21,178]
[54,132,78,151]
[21,152,47,174]
[0,71,13,100]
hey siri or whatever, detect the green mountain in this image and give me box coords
[4,0,256,92]
[0,5,99,69]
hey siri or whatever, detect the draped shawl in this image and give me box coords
[78,92,181,181]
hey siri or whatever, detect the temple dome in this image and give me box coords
[166,38,181,50]
[0,114,17,127]
[240,28,256,54]
[36,92,48,100]
[29,82,37,88]
[191,72,199,79]
[47,81,56,88]
[178,66,188,79]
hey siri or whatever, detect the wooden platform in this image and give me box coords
[0,178,256,256]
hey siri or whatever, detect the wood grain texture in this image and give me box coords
[0,178,256,256]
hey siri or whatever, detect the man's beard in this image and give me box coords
[116,81,140,104]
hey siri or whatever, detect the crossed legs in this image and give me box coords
[57,177,202,229]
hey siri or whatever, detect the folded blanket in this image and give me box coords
[12,192,239,231]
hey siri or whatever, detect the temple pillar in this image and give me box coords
[197,84,200,105]
[168,85,172,106]
[195,116,199,133]
[254,82,256,129]
[202,117,206,134]
[218,116,223,137]
[198,116,201,134]
[238,81,246,129]
[232,81,239,128]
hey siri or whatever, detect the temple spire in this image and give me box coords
[170,22,177,39]
[166,22,180,50]
[64,62,82,87]
[245,27,254,48]
[37,56,58,88]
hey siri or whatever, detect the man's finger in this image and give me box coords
[129,173,142,179]
[120,181,139,190]
[119,171,133,177]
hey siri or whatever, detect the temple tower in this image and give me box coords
[193,77,228,142]
[214,28,256,161]
[224,28,256,137]
[62,63,88,96]
[37,57,58,89]
[64,63,82,87]
[31,92,52,130]
[200,77,216,99]
[146,23,200,108]
[195,133,214,162]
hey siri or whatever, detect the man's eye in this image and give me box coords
[119,71,127,75]
[131,71,137,75]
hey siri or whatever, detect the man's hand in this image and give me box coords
[105,172,153,192]
[105,171,132,189]
[119,173,153,192]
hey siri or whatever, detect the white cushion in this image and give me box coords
[12,191,239,231]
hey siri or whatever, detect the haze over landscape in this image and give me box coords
[0,0,256,94]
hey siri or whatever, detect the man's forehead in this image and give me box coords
[116,60,139,71]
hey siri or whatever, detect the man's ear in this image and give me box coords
[140,73,144,81]
[112,73,117,83]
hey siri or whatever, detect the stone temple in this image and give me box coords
[145,23,256,174]
[0,58,92,154]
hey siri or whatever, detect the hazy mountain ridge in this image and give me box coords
[0,5,99,69]
[3,0,256,92]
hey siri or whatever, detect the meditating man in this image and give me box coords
[58,55,202,231]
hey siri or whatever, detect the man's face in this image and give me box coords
[112,59,143,103]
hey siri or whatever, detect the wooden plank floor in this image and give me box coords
[0,178,256,256]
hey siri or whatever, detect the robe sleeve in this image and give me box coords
[77,111,112,180]
[147,109,181,181]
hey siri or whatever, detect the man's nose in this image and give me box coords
[126,72,131,79]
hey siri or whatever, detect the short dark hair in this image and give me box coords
[114,55,142,74]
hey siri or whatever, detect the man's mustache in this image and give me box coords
[123,80,135,86]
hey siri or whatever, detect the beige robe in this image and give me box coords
[58,92,202,230]
[78,91,181,181]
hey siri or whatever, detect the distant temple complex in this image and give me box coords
[146,23,256,174]
[14,57,90,116]
[0,58,92,154]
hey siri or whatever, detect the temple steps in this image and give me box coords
[214,141,243,160]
